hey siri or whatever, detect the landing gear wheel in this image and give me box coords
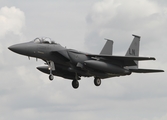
[94,78,101,86]
[72,80,79,89]
[49,75,54,81]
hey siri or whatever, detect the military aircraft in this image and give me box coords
[8,35,164,89]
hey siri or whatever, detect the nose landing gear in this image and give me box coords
[48,61,55,81]
[49,74,54,80]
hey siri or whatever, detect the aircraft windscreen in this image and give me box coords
[33,37,58,44]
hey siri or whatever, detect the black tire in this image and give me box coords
[72,80,79,89]
[94,78,101,86]
[49,75,54,81]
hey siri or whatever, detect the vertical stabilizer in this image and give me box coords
[100,39,113,55]
[125,35,140,68]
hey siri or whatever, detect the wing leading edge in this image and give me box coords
[86,54,155,66]
[87,54,155,60]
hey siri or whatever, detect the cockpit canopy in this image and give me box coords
[33,37,59,44]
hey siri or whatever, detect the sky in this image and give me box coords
[0,0,167,120]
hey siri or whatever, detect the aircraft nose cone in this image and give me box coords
[8,45,16,51]
[8,42,36,57]
[8,42,31,56]
[8,44,23,53]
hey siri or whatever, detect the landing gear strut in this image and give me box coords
[71,73,80,89]
[48,61,55,81]
[94,77,101,86]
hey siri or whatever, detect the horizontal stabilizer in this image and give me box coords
[129,68,164,73]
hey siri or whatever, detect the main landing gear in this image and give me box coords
[71,77,101,89]
[94,77,101,86]
[72,73,80,89]
[72,80,79,89]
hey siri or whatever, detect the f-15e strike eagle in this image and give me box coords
[8,35,164,89]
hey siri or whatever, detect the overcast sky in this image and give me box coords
[0,0,167,120]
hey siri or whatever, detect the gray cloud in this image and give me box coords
[0,0,166,120]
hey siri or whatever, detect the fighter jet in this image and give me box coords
[8,35,164,89]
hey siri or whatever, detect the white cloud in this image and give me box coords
[87,0,163,31]
[0,6,25,66]
[85,0,167,54]
[0,6,25,38]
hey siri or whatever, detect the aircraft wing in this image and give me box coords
[86,54,155,66]
[86,54,155,60]
[129,68,164,73]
